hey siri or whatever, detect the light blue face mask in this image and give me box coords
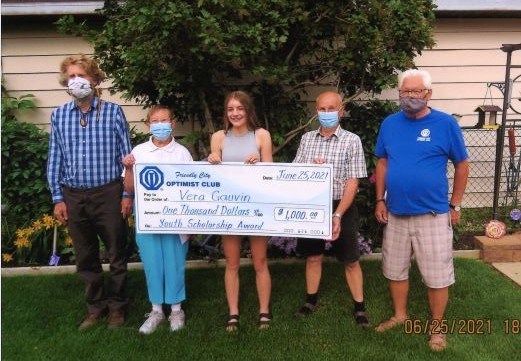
[317,111,339,129]
[150,122,172,141]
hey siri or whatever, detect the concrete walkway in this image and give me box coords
[491,262,521,286]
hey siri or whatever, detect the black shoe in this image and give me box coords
[294,303,317,318]
[354,311,370,328]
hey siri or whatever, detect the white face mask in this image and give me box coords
[67,77,92,99]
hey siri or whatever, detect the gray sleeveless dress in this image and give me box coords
[221,130,260,162]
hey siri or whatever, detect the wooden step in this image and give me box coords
[474,234,521,262]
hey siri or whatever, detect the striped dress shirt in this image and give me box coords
[47,97,132,203]
[293,126,367,200]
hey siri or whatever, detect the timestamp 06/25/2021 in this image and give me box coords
[403,318,520,335]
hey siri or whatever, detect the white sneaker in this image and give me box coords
[169,310,185,332]
[139,311,165,334]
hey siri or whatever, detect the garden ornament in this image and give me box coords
[485,220,506,239]
[48,225,60,266]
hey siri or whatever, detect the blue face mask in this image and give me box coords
[317,111,339,129]
[150,123,172,141]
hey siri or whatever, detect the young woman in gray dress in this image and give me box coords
[207,91,273,331]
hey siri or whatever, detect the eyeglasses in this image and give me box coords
[398,89,429,98]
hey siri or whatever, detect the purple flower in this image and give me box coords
[269,236,298,256]
[357,233,373,255]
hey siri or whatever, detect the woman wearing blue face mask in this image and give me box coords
[122,105,193,334]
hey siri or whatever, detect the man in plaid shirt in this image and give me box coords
[47,54,133,331]
[293,91,369,327]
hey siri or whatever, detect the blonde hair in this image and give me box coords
[58,54,106,87]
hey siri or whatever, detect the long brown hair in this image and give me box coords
[222,91,260,133]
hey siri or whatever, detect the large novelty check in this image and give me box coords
[134,162,333,239]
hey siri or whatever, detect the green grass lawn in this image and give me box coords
[2,259,520,361]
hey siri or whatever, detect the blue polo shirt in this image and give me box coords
[375,109,468,215]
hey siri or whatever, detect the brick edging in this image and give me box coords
[0,250,480,277]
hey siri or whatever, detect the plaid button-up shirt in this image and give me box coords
[293,126,367,200]
[47,97,132,203]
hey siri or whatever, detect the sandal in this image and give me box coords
[375,316,407,332]
[428,332,447,351]
[294,303,317,318]
[225,314,239,332]
[258,313,272,330]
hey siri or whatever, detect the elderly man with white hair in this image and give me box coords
[374,69,469,351]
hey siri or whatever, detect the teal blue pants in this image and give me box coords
[136,233,188,305]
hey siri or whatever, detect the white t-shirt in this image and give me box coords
[131,136,193,163]
[131,137,193,243]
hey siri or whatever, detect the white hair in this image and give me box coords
[398,69,432,89]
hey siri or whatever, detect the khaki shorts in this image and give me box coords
[382,212,454,288]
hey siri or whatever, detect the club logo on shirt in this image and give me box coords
[139,166,164,190]
[417,128,431,142]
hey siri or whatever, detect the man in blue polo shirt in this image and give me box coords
[47,54,133,330]
[373,69,469,351]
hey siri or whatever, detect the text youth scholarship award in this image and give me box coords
[134,162,333,239]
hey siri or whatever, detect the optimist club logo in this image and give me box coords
[417,128,431,142]
[139,166,164,190]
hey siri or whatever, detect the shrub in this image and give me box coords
[57,0,435,159]
[344,99,399,247]
[1,92,51,222]
[1,90,55,265]
[0,90,141,266]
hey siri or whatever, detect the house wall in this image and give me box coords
[390,18,521,128]
[1,22,198,135]
[414,18,521,209]
[3,18,521,129]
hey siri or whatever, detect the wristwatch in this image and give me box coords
[449,203,461,212]
[122,191,134,199]
[333,213,342,218]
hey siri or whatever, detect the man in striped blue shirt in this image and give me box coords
[47,54,133,331]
